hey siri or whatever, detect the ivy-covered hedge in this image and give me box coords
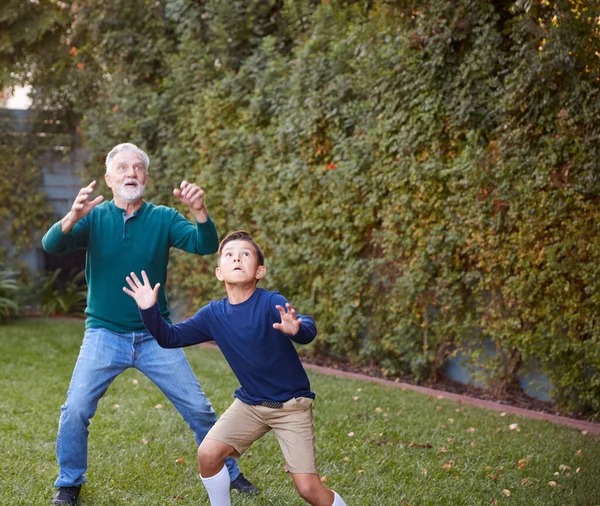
[3,0,599,416]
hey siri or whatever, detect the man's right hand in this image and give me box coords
[61,180,104,233]
[123,270,160,310]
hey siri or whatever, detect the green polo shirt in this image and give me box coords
[42,200,218,332]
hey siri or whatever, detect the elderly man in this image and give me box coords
[42,143,257,505]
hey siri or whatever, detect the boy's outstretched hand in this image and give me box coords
[123,270,160,310]
[273,303,302,335]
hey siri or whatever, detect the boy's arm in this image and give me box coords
[123,271,213,348]
[272,294,317,345]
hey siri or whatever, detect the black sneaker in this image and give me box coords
[52,486,81,505]
[230,473,259,494]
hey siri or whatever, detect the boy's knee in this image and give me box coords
[197,440,224,468]
[294,478,322,502]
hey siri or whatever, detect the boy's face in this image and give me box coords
[216,240,266,285]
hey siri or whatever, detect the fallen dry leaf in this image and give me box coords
[521,478,531,486]
[375,407,383,413]
[320,476,328,483]
[440,446,447,453]
[548,481,558,487]
[343,456,350,462]
[576,449,583,456]
[358,469,364,474]
[348,432,355,437]
[509,423,519,430]
[175,457,184,464]
[502,489,511,497]
[437,395,444,400]
[141,439,148,445]
[436,406,443,411]
[353,396,359,401]
[581,430,588,436]
[500,412,506,417]
[442,463,453,471]
[471,441,477,447]
[455,409,461,413]
[132,379,139,385]
[576,467,582,473]
[558,465,571,472]
[421,468,427,475]
[466,427,475,433]
[113,404,120,409]
[155,404,164,409]
[448,418,455,424]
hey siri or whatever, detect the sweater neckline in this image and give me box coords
[108,199,148,216]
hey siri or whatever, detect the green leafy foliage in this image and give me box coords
[2,0,599,415]
[37,269,87,318]
[0,267,20,323]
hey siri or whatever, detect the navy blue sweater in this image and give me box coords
[140,288,317,404]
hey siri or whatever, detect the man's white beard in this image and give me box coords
[115,181,146,203]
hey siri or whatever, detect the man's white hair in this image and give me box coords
[105,143,150,173]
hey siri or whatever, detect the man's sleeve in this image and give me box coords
[41,218,89,255]
[270,293,317,345]
[140,303,214,348]
[168,209,219,255]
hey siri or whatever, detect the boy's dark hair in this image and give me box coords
[218,230,265,266]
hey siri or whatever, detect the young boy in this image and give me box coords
[123,230,347,506]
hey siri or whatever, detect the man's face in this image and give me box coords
[216,240,266,285]
[105,151,149,204]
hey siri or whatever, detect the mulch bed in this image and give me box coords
[298,352,592,423]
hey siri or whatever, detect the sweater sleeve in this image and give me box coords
[271,293,317,345]
[41,218,89,255]
[168,210,219,255]
[140,303,214,348]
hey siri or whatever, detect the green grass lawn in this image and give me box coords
[1,319,599,506]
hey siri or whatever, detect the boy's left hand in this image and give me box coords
[273,303,302,335]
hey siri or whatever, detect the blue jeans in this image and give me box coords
[54,327,240,487]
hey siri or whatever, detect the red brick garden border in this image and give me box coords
[302,362,600,435]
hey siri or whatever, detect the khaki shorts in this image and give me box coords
[205,397,318,474]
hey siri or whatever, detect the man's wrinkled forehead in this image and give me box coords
[112,151,144,166]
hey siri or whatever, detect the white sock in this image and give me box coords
[331,490,347,506]
[200,465,231,506]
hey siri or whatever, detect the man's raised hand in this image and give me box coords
[173,180,206,210]
[61,181,104,233]
[273,303,302,336]
[123,270,160,310]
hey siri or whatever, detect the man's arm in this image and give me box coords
[42,180,102,254]
[169,180,219,254]
[124,270,213,348]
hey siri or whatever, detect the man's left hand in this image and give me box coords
[174,180,208,222]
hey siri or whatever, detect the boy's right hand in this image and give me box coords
[123,270,160,310]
